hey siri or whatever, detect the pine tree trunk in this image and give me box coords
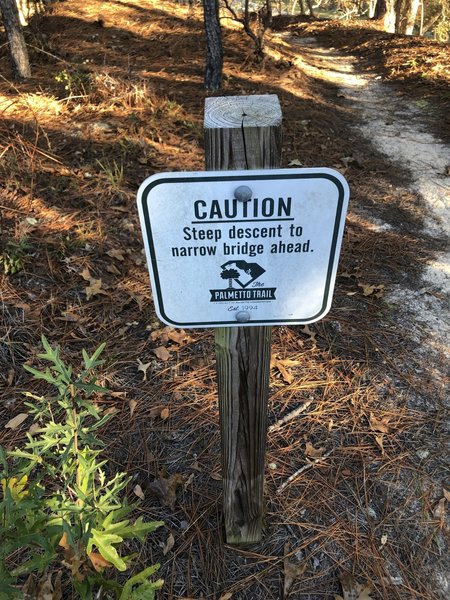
[373,0,387,20]
[306,0,315,17]
[384,0,397,31]
[0,0,31,79]
[404,0,420,34]
[203,0,223,91]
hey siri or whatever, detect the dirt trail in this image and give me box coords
[279,36,450,597]
[289,35,450,393]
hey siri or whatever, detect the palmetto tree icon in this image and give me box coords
[221,268,240,289]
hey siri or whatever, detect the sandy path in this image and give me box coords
[288,36,450,391]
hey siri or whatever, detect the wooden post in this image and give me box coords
[204,95,282,545]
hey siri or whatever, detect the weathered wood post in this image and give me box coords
[137,95,348,548]
[204,95,282,545]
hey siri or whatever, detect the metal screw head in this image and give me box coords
[236,311,251,323]
[234,185,252,202]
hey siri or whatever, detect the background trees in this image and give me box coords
[223,0,273,59]
[0,0,31,78]
[203,0,223,89]
[219,0,449,39]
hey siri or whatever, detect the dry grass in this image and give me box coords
[1,1,449,599]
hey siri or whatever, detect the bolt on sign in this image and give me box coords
[137,168,349,328]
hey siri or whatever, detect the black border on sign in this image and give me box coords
[140,172,346,327]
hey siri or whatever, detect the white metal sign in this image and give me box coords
[137,168,349,328]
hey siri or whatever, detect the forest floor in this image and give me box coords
[0,1,449,599]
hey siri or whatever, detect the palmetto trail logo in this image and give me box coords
[210,260,276,302]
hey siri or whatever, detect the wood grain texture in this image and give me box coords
[204,95,282,171]
[204,94,282,545]
[215,326,272,544]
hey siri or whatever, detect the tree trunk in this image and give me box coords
[393,0,420,34]
[306,0,315,17]
[421,8,443,36]
[404,0,420,34]
[419,0,424,35]
[373,0,387,20]
[384,0,397,31]
[203,0,223,91]
[0,0,31,79]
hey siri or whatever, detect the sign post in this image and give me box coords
[205,95,281,546]
[137,95,349,546]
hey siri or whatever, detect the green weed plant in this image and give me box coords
[0,240,31,275]
[54,68,92,98]
[0,337,163,599]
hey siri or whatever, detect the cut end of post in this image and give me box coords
[204,95,282,130]
[204,94,282,172]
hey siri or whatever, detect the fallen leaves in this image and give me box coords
[148,405,171,420]
[369,413,391,434]
[145,473,184,509]
[284,544,307,596]
[106,248,125,261]
[85,278,107,301]
[374,433,385,455]
[150,326,193,347]
[32,571,63,600]
[88,552,112,572]
[152,346,171,361]
[358,283,385,298]
[300,324,317,345]
[5,413,28,429]
[335,572,373,600]
[433,488,449,522]
[129,398,138,417]
[305,441,325,460]
[162,532,175,556]
[340,269,385,298]
[146,327,194,362]
[58,310,82,322]
[80,267,108,300]
[160,407,170,420]
[133,484,145,501]
[369,413,393,456]
[58,533,87,582]
[126,291,145,311]
[106,263,121,275]
[183,472,194,491]
[270,356,300,384]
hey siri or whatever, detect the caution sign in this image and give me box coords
[137,168,349,328]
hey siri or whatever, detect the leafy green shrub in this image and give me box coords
[0,240,31,275]
[54,68,92,97]
[0,337,163,599]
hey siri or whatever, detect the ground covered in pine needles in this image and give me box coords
[1,1,449,599]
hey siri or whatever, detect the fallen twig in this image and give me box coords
[276,450,333,494]
[268,400,313,433]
